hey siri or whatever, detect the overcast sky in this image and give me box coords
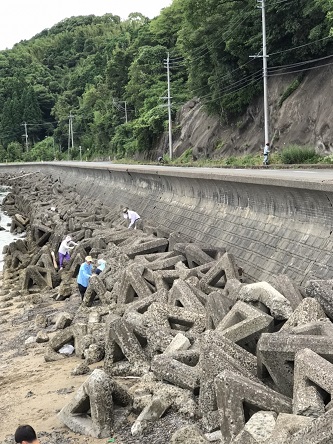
[0,0,172,51]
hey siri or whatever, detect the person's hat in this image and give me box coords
[123,208,128,213]
[85,255,93,262]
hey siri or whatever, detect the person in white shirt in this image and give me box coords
[123,207,141,229]
[58,235,78,269]
[263,142,270,165]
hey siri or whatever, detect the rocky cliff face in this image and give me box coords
[161,65,333,159]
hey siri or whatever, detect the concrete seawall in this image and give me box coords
[1,162,333,285]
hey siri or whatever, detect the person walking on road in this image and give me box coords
[58,235,78,270]
[123,207,142,229]
[77,255,93,300]
[263,142,270,165]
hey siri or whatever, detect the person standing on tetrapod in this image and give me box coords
[77,255,93,300]
[123,207,142,230]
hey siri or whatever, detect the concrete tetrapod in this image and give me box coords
[293,348,333,418]
[214,370,292,443]
[199,331,259,432]
[58,369,114,438]
[257,333,333,397]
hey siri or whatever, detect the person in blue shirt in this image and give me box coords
[77,255,93,300]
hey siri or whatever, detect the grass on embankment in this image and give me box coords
[112,145,333,168]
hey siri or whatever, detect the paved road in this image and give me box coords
[42,161,333,184]
[2,161,333,187]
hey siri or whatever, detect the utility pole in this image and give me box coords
[260,0,269,145]
[165,52,173,160]
[68,112,74,160]
[22,122,29,151]
[250,0,269,145]
[124,101,128,124]
[112,99,128,123]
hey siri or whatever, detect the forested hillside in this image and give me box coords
[0,0,332,162]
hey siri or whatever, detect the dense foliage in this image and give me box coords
[0,0,332,161]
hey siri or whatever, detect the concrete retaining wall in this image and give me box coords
[2,163,333,284]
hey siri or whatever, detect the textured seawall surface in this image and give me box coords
[1,162,333,284]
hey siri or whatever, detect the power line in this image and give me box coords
[201,76,262,105]
[267,59,333,77]
[197,70,262,101]
[268,53,333,72]
[169,11,254,68]
[268,35,333,57]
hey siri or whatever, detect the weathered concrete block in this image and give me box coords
[35,313,47,329]
[71,362,91,376]
[104,314,149,376]
[238,282,293,320]
[117,264,154,304]
[293,348,333,418]
[268,274,303,310]
[199,331,260,432]
[49,326,74,352]
[168,231,192,251]
[136,252,185,271]
[231,411,277,444]
[144,302,206,335]
[83,275,108,306]
[152,270,184,291]
[55,312,73,330]
[36,330,49,343]
[266,413,313,444]
[84,343,105,365]
[281,298,327,332]
[289,408,333,443]
[288,318,333,336]
[145,326,178,357]
[32,223,52,246]
[257,333,333,397]
[184,244,218,268]
[22,265,53,291]
[216,300,273,353]
[123,289,168,336]
[305,279,333,320]
[163,333,191,355]
[171,425,209,443]
[151,350,200,391]
[123,237,168,259]
[215,370,292,443]
[57,369,114,438]
[104,227,137,245]
[44,346,66,362]
[131,396,171,436]
[10,250,30,270]
[168,279,206,313]
[199,253,240,294]
[205,290,233,329]
[72,323,88,358]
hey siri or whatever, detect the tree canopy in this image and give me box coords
[0,0,332,161]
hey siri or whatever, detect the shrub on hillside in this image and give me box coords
[280,145,320,164]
